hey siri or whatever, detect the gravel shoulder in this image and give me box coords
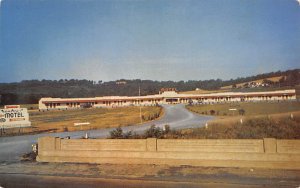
[0,162,299,188]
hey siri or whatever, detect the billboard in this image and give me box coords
[0,108,31,129]
[4,105,21,109]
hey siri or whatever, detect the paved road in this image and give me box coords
[0,104,213,162]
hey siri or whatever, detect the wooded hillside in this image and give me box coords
[0,69,299,105]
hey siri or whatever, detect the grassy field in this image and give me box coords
[109,110,300,139]
[164,112,300,139]
[0,106,162,136]
[186,101,300,116]
[181,101,300,139]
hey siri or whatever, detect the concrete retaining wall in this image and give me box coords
[37,137,300,169]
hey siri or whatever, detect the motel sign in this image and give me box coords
[0,108,31,128]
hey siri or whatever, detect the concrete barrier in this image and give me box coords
[37,137,300,169]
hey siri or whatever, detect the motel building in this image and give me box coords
[38,88,297,110]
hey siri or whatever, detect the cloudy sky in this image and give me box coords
[0,0,299,83]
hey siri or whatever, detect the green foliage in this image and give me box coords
[164,125,170,134]
[165,116,300,139]
[1,69,298,104]
[144,125,163,138]
[123,131,133,139]
[230,117,300,139]
[108,124,173,139]
[109,127,123,139]
[239,109,245,116]
[108,115,300,139]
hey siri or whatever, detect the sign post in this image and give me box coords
[229,108,237,116]
[0,108,31,129]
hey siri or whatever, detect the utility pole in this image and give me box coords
[139,85,142,124]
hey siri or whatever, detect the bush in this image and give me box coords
[108,115,300,140]
[123,131,133,139]
[164,125,170,134]
[144,125,163,138]
[210,110,216,115]
[239,109,245,116]
[109,127,123,139]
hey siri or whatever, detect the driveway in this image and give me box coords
[0,104,213,162]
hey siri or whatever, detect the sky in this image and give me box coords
[0,0,299,83]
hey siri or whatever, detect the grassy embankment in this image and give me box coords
[181,102,300,139]
[0,106,162,136]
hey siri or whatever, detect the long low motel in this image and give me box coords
[38,89,297,110]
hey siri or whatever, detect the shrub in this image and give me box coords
[239,109,245,116]
[164,125,170,134]
[131,132,141,139]
[210,110,216,115]
[144,125,163,138]
[109,127,123,139]
[123,131,133,139]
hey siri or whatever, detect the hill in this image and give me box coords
[221,76,284,89]
[0,69,299,105]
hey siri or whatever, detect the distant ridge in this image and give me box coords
[0,69,299,105]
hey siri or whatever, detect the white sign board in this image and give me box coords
[74,122,90,126]
[0,108,31,129]
[4,105,21,109]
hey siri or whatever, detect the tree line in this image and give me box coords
[0,69,299,105]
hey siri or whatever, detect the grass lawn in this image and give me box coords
[1,106,162,136]
[186,101,300,116]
